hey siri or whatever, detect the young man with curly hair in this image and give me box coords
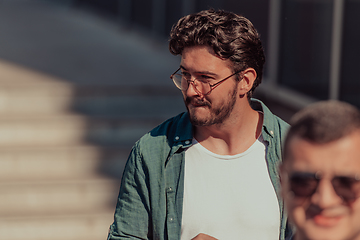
[108,9,292,240]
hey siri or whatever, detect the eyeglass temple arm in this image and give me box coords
[170,67,181,79]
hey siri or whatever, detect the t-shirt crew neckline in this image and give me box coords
[191,134,265,160]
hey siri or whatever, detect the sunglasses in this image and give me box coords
[288,171,360,202]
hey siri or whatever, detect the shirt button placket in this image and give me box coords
[166,186,175,226]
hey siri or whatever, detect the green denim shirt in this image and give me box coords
[108,99,293,240]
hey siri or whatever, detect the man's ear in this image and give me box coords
[238,68,257,95]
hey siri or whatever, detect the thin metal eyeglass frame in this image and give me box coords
[170,67,243,96]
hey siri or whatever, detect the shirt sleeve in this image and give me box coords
[107,144,152,240]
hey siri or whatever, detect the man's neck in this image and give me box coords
[193,104,263,155]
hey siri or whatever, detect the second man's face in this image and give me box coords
[281,132,360,240]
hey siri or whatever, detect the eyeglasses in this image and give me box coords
[288,171,360,202]
[170,67,242,96]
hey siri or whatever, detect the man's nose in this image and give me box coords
[311,180,343,209]
[185,80,201,97]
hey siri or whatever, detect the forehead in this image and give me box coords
[180,45,232,72]
[284,133,360,175]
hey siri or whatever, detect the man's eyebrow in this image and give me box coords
[179,65,217,76]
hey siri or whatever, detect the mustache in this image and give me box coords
[185,97,211,107]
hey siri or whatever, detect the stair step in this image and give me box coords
[0,60,185,115]
[0,84,74,114]
[0,212,114,240]
[0,145,129,181]
[73,94,185,118]
[0,83,185,115]
[0,115,160,147]
[0,178,120,216]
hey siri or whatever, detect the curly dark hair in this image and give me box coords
[169,9,265,99]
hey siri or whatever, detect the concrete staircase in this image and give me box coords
[0,60,185,240]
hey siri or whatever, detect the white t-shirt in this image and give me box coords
[181,136,280,240]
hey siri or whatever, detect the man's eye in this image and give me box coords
[182,72,191,78]
[198,75,212,82]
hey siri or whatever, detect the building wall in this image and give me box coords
[72,0,360,109]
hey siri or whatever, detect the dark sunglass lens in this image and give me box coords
[290,174,318,197]
[332,177,360,201]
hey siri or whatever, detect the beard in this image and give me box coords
[185,87,238,126]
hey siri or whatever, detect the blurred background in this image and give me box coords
[0,0,358,239]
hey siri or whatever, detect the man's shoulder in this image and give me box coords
[251,98,289,137]
[272,114,290,131]
[137,112,193,147]
[251,98,289,125]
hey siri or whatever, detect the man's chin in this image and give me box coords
[188,112,214,126]
[298,223,351,240]
[187,107,207,124]
[300,232,347,240]
[189,116,211,127]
